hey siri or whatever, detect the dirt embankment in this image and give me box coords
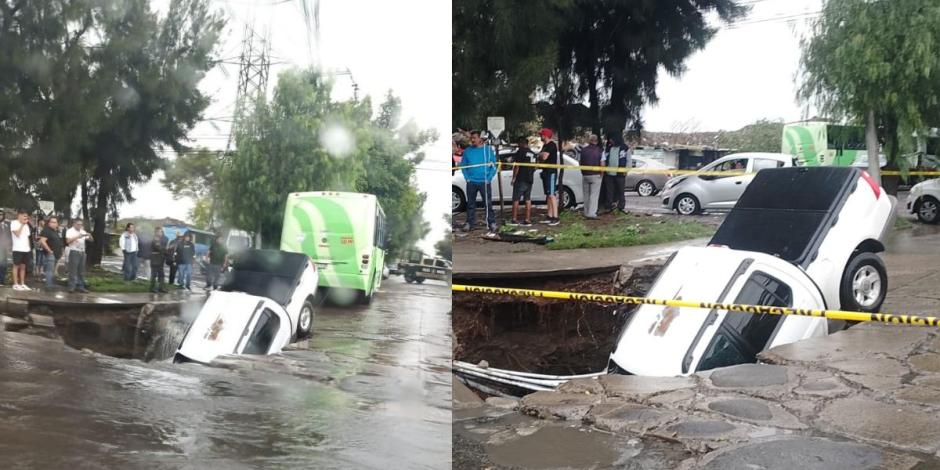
[453,264,663,375]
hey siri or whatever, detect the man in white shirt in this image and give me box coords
[65,219,93,293]
[10,210,32,291]
[120,223,139,281]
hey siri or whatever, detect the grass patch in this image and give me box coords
[894,216,914,231]
[547,211,716,250]
[84,267,181,293]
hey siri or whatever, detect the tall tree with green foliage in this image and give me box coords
[434,213,452,261]
[800,0,940,185]
[358,91,436,257]
[452,0,570,133]
[161,148,223,227]
[219,69,372,248]
[0,0,224,264]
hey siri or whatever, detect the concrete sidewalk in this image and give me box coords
[454,237,710,280]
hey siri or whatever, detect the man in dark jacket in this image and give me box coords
[166,238,179,285]
[0,211,10,286]
[579,134,604,219]
[175,232,196,292]
[150,227,169,293]
[206,234,229,292]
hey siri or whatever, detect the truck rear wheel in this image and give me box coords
[840,252,887,312]
[414,277,425,284]
[296,298,314,339]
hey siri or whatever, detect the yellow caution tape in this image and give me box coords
[452,284,940,326]
[451,160,940,177]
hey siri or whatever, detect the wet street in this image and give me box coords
[0,276,452,469]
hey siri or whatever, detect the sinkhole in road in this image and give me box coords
[3,303,195,362]
[453,264,664,376]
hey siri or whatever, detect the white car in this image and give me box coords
[452,150,584,212]
[610,167,895,376]
[906,178,940,223]
[174,249,319,364]
[660,152,794,215]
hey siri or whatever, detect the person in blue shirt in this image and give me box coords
[460,130,498,232]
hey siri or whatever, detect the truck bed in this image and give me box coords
[709,167,861,268]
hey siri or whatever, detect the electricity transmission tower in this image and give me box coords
[227,25,271,151]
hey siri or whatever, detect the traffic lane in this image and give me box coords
[283,276,453,469]
[0,276,452,470]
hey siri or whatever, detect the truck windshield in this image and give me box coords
[696,271,792,372]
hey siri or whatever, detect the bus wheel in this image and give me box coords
[296,298,315,339]
[357,289,374,305]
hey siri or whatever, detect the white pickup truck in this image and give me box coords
[174,249,319,364]
[610,167,896,376]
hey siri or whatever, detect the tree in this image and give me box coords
[717,119,785,153]
[0,0,224,264]
[558,0,747,135]
[452,0,569,133]
[161,148,223,227]
[434,213,452,261]
[219,69,373,248]
[800,0,940,186]
[358,91,436,257]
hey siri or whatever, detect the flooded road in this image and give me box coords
[0,277,452,469]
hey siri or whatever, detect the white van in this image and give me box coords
[610,167,895,376]
[174,249,318,364]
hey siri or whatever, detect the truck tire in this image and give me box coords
[916,196,939,224]
[296,298,314,339]
[840,252,887,312]
[415,277,425,284]
[675,193,701,215]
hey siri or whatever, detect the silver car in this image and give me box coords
[626,156,675,197]
[660,152,794,215]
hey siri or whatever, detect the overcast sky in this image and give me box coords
[643,0,821,132]
[119,0,451,254]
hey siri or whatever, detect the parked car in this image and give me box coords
[402,256,452,284]
[174,249,319,364]
[660,152,794,215]
[906,178,940,224]
[609,167,894,376]
[452,147,583,212]
[626,156,675,197]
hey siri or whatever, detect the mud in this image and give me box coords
[453,265,664,376]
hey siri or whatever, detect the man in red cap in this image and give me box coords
[538,128,560,226]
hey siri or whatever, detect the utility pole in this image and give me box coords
[227,25,271,152]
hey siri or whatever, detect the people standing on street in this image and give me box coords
[120,223,139,281]
[65,219,92,293]
[0,212,10,287]
[38,217,63,289]
[206,234,229,292]
[538,128,560,226]
[150,227,169,293]
[460,130,498,233]
[580,134,604,219]
[603,132,630,214]
[10,210,32,291]
[34,218,45,279]
[175,232,196,292]
[509,137,536,226]
[166,237,179,286]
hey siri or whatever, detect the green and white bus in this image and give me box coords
[280,191,387,304]
[782,120,869,166]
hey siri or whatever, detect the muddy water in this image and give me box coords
[0,277,452,469]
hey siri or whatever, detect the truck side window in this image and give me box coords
[696,271,792,372]
[243,309,281,355]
